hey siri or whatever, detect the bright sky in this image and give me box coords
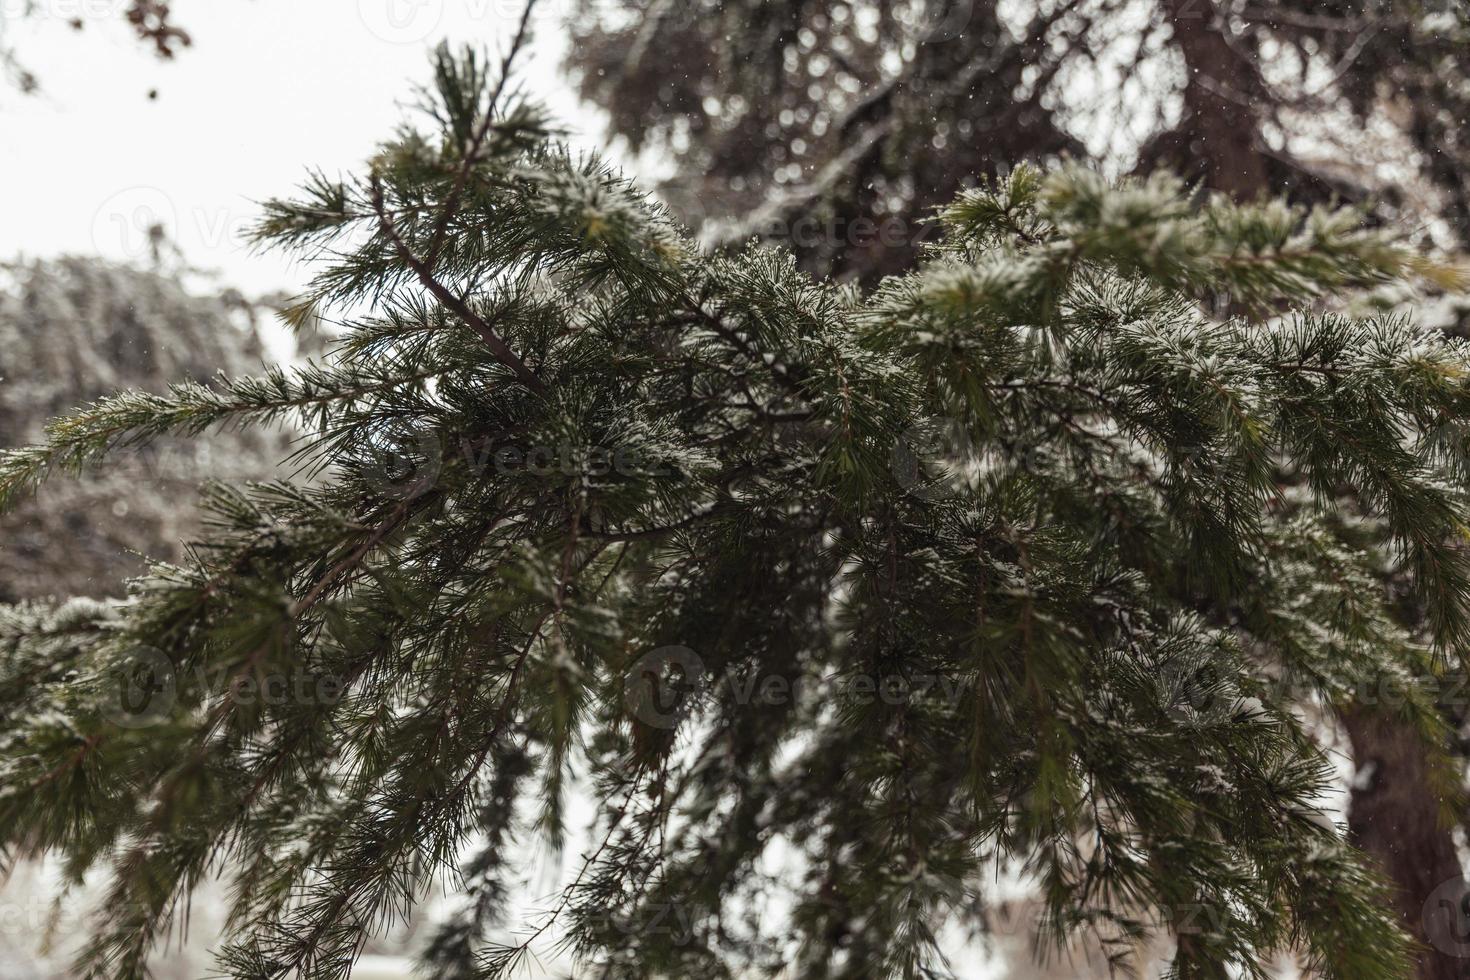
[0,0,601,296]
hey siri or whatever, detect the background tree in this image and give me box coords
[567,0,1470,282]
[0,258,291,978]
[568,0,1084,282]
[0,258,283,602]
[1,45,1467,979]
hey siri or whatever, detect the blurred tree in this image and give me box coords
[566,0,1470,281]
[568,0,1084,282]
[1,0,190,93]
[0,258,283,601]
[0,258,288,977]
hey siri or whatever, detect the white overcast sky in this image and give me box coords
[0,0,604,296]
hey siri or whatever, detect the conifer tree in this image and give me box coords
[0,257,283,601]
[565,0,1470,280]
[2,1,190,93]
[2,40,1469,979]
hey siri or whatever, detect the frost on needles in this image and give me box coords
[2,44,1470,980]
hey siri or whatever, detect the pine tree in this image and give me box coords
[2,42,1468,979]
[0,257,288,976]
[0,257,284,602]
[565,5,1470,972]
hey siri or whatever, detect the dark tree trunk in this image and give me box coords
[1342,710,1467,980]
[1143,0,1270,200]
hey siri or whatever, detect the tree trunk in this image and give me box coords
[1149,0,1270,200]
[1342,710,1467,980]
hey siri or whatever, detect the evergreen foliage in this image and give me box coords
[2,44,1469,979]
